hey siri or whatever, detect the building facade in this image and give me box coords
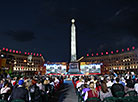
[0,48,45,76]
[80,48,138,74]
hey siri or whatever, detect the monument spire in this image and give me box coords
[71,19,77,62]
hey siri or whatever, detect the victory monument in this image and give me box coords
[68,19,80,73]
[71,19,77,62]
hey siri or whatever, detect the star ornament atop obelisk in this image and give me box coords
[71,19,75,23]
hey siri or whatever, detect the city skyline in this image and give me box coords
[0,0,138,61]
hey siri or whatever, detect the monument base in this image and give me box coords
[68,62,80,74]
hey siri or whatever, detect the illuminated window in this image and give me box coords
[24,60,27,62]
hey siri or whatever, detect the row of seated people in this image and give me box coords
[0,75,64,102]
[72,75,138,102]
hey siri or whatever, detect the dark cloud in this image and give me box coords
[4,30,35,42]
[0,0,138,61]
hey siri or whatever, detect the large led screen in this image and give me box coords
[80,62,102,74]
[45,64,67,74]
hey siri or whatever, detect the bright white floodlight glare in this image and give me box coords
[1,55,4,57]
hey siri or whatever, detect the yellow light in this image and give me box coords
[14,67,16,70]
[62,62,66,65]
[24,60,27,62]
[85,72,89,75]
[81,62,85,65]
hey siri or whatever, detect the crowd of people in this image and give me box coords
[1,71,138,102]
[0,74,64,102]
[72,71,138,102]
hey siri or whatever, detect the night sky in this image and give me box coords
[0,0,138,62]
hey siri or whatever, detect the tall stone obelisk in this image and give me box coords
[71,19,77,62]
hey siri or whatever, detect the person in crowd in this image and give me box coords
[54,77,60,90]
[125,77,135,94]
[43,80,51,93]
[111,77,125,97]
[7,79,12,90]
[36,80,43,91]
[113,72,118,77]
[100,82,112,101]
[24,79,32,90]
[29,79,42,102]
[0,80,4,89]
[81,84,90,99]
[84,82,99,101]
[95,80,101,92]
[54,77,59,84]
[76,79,84,90]
[125,72,130,80]
[131,72,136,81]
[125,76,135,92]
[0,82,11,100]
[134,80,138,94]
[7,74,11,79]
[75,78,80,86]
[49,78,55,94]
[106,77,113,88]
[11,77,17,86]
[41,79,51,101]
[120,77,126,86]
[90,76,97,85]
[9,80,29,102]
